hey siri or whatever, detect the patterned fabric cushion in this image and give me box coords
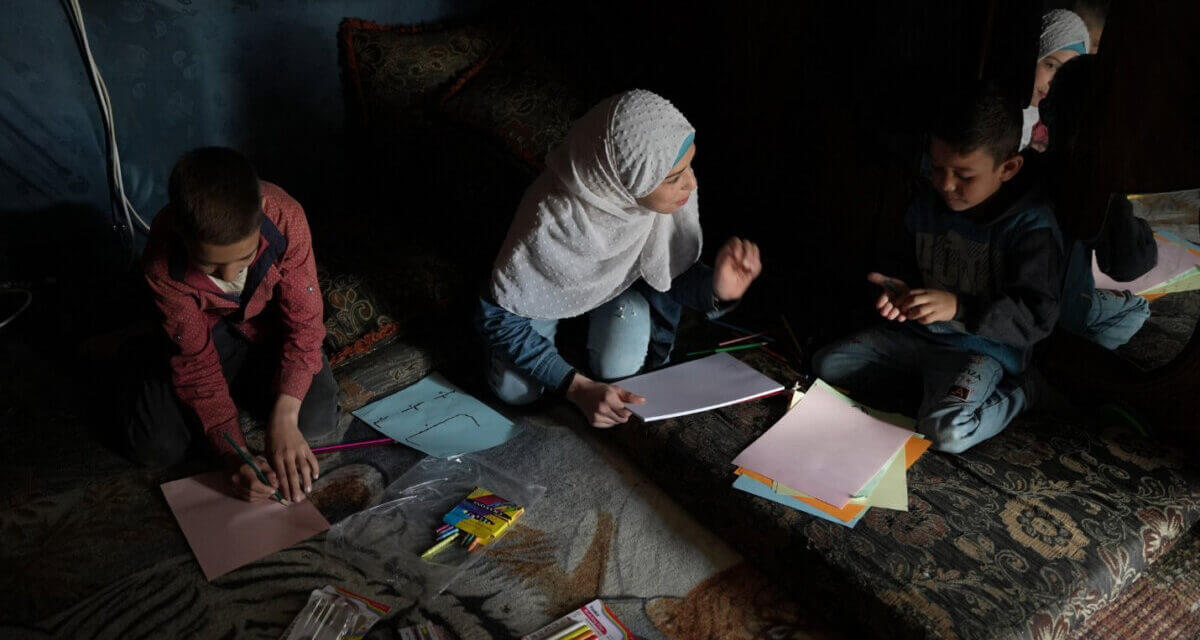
[319,267,398,358]
[611,350,1200,640]
[438,52,591,171]
[338,18,499,134]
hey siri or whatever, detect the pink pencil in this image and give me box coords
[310,437,394,454]
[719,331,767,347]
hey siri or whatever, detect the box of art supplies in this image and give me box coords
[279,586,388,640]
[521,599,634,640]
[326,454,545,598]
[398,621,455,640]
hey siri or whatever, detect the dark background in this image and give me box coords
[2,0,1197,346]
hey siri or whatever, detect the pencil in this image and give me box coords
[780,315,804,361]
[222,432,288,505]
[310,437,394,454]
[718,331,766,346]
[686,342,766,357]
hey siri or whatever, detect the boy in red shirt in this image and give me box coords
[126,147,336,503]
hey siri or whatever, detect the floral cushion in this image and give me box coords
[319,267,398,360]
[338,18,500,134]
[611,349,1200,640]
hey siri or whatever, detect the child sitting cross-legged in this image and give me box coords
[814,83,1064,454]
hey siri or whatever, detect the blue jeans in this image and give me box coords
[813,325,1028,454]
[1080,289,1151,350]
[487,289,652,405]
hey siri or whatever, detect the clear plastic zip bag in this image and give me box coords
[325,453,546,598]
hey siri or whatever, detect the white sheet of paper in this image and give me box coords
[616,352,784,422]
[732,380,912,509]
[1092,235,1200,294]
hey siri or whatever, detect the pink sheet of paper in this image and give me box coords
[731,382,912,508]
[161,471,330,581]
[1092,235,1200,294]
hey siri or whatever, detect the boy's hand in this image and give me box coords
[266,394,318,503]
[565,373,647,428]
[867,272,911,321]
[713,237,763,302]
[898,289,958,324]
[229,455,281,502]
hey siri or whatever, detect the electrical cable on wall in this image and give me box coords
[61,0,150,253]
[0,288,33,331]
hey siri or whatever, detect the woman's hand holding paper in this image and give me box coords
[566,373,647,428]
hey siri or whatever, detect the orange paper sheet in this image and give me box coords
[735,435,931,523]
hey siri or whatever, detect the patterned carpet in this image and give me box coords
[0,334,840,640]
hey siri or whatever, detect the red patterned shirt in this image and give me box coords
[143,181,325,457]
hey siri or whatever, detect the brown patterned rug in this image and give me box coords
[1070,526,1200,640]
[0,332,843,640]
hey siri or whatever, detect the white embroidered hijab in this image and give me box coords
[489,89,702,319]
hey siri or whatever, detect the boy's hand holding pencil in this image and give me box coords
[224,432,289,504]
[229,455,285,502]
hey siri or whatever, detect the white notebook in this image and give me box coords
[616,352,785,422]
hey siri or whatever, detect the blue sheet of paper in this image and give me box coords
[732,475,864,528]
[351,373,516,458]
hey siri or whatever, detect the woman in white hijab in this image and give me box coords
[1024,9,1091,151]
[477,89,762,427]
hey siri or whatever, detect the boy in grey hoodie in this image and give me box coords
[815,84,1063,453]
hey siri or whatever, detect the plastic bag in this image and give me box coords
[279,585,388,640]
[325,454,546,597]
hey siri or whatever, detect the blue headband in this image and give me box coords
[673,133,695,165]
[1059,41,1087,55]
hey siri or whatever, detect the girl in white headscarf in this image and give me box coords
[1024,9,1091,151]
[477,89,762,427]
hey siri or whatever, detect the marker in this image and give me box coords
[420,531,460,558]
[544,623,590,640]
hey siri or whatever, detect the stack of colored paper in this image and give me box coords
[730,380,932,528]
[1093,231,1200,301]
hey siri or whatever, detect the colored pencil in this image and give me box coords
[685,341,766,357]
[223,432,288,505]
[718,331,767,346]
[780,315,804,361]
[310,437,394,454]
[762,346,790,363]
